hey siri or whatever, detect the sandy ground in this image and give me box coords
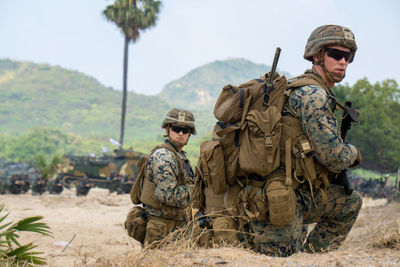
[1,188,400,266]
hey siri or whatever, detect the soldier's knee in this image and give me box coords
[258,240,297,257]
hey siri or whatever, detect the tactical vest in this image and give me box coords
[279,71,339,203]
[131,142,189,221]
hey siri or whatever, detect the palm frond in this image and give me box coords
[0,220,12,231]
[6,243,47,265]
[9,216,52,237]
[1,204,52,265]
[103,0,161,41]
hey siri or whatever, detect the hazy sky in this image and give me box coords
[1,0,399,95]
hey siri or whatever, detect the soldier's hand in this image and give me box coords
[355,109,360,118]
[350,147,362,168]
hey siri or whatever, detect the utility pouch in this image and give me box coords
[214,123,242,185]
[124,206,148,243]
[239,107,282,176]
[266,177,296,226]
[200,140,227,195]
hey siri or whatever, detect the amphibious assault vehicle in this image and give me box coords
[58,148,143,196]
[0,159,40,194]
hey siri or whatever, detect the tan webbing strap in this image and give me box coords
[298,158,316,206]
[289,72,331,95]
[299,157,317,183]
[240,95,253,127]
[320,188,328,205]
[285,138,292,186]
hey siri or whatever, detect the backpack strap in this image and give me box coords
[158,142,186,184]
[288,71,346,113]
[288,72,332,96]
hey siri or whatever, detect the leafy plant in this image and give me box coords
[31,154,63,180]
[0,204,53,266]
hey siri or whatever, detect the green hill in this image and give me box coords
[0,59,171,142]
[0,58,279,141]
[158,58,290,110]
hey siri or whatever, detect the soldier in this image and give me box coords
[9,175,23,194]
[31,177,47,195]
[249,25,363,256]
[47,177,64,194]
[21,175,31,194]
[133,108,196,247]
[76,177,93,196]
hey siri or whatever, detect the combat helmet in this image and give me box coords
[162,108,196,135]
[304,24,357,63]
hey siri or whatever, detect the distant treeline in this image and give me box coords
[0,59,399,172]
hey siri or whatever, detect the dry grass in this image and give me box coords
[85,200,400,267]
[371,226,400,249]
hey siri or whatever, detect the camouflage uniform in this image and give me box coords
[143,141,194,219]
[251,72,362,256]
[141,109,196,246]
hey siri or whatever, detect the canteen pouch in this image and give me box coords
[124,206,148,243]
[266,177,296,227]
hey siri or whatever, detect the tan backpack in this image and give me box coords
[196,73,290,196]
[194,70,330,223]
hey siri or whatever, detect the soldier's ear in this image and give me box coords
[312,54,319,64]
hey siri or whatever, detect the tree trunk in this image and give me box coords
[119,36,130,148]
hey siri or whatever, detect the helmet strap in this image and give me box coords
[315,49,345,85]
[169,138,186,150]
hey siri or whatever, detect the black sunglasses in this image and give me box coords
[171,126,191,134]
[325,48,353,62]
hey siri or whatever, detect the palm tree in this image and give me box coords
[103,0,161,148]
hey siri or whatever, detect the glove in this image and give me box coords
[349,147,362,168]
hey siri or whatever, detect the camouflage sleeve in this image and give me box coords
[147,148,192,208]
[287,85,359,173]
